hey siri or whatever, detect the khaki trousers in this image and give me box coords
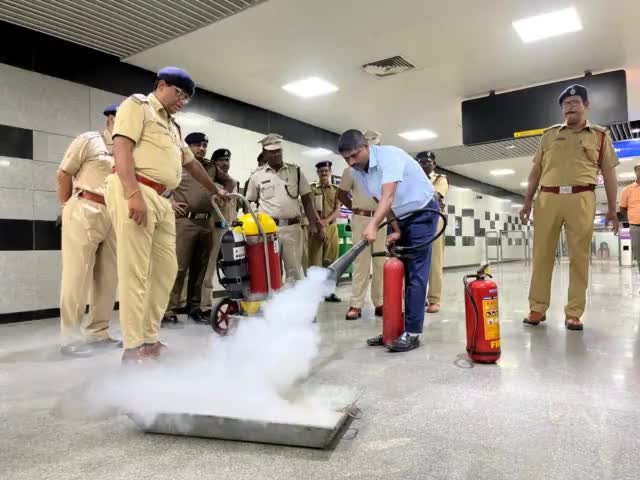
[60,195,117,344]
[167,217,212,311]
[105,174,177,349]
[427,217,445,304]
[279,224,304,286]
[529,191,595,318]
[308,223,339,267]
[201,227,225,309]
[349,214,385,309]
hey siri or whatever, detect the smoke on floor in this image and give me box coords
[73,267,342,427]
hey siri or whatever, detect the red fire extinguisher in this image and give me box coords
[463,265,501,363]
[382,256,405,346]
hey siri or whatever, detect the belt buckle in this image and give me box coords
[559,186,572,195]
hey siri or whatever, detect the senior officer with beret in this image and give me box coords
[56,103,121,357]
[520,84,619,331]
[163,132,221,325]
[201,148,239,315]
[338,129,439,352]
[106,67,230,364]
[245,134,324,286]
[309,160,342,302]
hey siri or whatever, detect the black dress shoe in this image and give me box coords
[386,332,420,352]
[366,334,384,346]
[60,342,94,357]
[374,306,383,317]
[324,293,342,303]
[189,308,205,322]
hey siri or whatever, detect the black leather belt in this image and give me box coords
[273,217,301,226]
[187,212,211,220]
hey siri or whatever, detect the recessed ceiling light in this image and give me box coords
[282,77,339,98]
[302,148,332,157]
[619,172,636,179]
[501,199,512,202]
[456,187,470,192]
[512,204,524,208]
[398,129,438,142]
[520,181,529,187]
[512,7,582,43]
[490,169,515,176]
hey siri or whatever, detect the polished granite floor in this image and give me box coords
[1,260,639,480]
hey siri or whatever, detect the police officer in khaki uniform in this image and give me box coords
[416,151,448,313]
[201,148,239,314]
[56,104,121,357]
[337,129,385,320]
[106,67,230,364]
[520,84,619,331]
[300,202,310,275]
[163,132,220,324]
[309,161,342,302]
[245,134,323,286]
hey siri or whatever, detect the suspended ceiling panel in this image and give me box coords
[0,0,267,58]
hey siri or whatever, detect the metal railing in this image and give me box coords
[485,230,502,263]
[500,230,529,265]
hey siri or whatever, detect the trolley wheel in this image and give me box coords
[210,298,239,336]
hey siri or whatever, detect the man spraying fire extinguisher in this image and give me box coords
[337,130,440,352]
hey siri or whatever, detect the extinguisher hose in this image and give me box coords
[376,208,448,255]
[463,275,480,356]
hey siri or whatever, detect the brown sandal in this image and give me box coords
[345,307,362,321]
[565,317,584,331]
[523,311,546,326]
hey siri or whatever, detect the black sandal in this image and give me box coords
[565,318,584,331]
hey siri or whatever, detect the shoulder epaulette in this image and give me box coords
[591,124,607,133]
[130,94,149,104]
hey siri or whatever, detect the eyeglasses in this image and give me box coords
[172,85,191,104]
[562,99,582,109]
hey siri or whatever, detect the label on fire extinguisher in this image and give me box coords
[482,296,500,341]
[232,246,245,260]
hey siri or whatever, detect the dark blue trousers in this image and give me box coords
[398,200,440,334]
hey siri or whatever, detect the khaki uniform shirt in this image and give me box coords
[112,93,194,190]
[245,162,311,219]
[310,182,339,221]
[430,172,448,211]
[212,181,239,224]
[533,121,619,186]
[172,162,218,214]
[338,166,378,211]
[60,130,114,196]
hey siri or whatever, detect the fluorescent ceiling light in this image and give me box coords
[520,181,529,187]
[0,159,10,167]
[512,7,582,43]
[512,204,523,208]
[490,169,515,176]
[619,172,636,179]
[398,129,438,142]
[282,77,338,98]
[456,187,470,192]
[501,199,512,202]
[631,128,640,133]
[302,148,332,157]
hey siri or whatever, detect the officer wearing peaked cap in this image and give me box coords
[245,133,324,286]
[309,160,342,302]
[106,66,233,364]
[416,150,448,313]
[57,104,121,356]
[520,84,619,331]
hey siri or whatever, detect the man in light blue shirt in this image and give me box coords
[338,130,441,352]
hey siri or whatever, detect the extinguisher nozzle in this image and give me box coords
[326,239,370,282]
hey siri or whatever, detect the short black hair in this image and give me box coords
[338,129,366,153]
[634,163,640,171]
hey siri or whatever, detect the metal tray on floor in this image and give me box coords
[128,385,363,449]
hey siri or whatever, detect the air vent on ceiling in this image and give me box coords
[361,55,417,78]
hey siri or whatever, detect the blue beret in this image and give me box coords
[315,161,332,169]
[559,84,588,105]
[157,67,195,97]
[103,103,119,116]
[212,148,231,160]
[184,132,208,144]
[415,151,436,162]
